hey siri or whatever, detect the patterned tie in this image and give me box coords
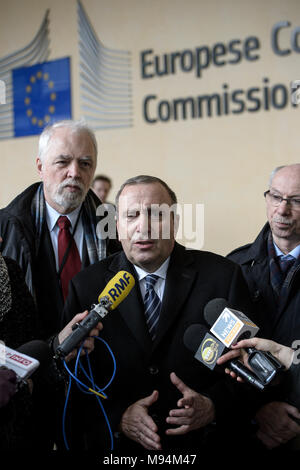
[57,216,81,301]
[278,257,295,276]
[143,274,162,340]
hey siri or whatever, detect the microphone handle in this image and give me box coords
[56,309,103,358]
[229,359,265,390]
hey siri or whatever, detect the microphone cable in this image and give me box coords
[62,336,116,451]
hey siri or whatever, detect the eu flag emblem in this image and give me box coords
[13,57,71,137]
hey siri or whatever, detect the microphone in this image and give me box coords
[204,298,259,347]
[204,299,283,385]
[0,340,53,380]
[183,324,265,390]
[56,270,135,358]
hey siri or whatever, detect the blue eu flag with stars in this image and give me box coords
[13,57,71,137]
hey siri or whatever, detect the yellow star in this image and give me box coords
[26,85,32,93]
[30,76,36,84]
[48,81,54,89]
[32,117,37,125]
[50,92,56,101]
[24,97,30,105]
[49,105,55,114]
[27,109,32,117]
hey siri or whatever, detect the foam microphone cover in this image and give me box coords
[204,298,230,326]
[183,324,208,353]
[17,340,53,370]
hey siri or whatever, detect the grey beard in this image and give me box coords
[53,189,85,212]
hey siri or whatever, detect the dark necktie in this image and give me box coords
[278,257,295,276]
[143,274,162,340]
[57,216,81,301]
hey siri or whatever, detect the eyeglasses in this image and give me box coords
[264,190,300,210]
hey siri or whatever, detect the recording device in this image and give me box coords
[0,340,52,380]
[56,270,135,358]
[183,324,265,390]
[204,298,284,385]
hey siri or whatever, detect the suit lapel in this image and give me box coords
[153,244,197,349]
[105,251,152,353]
[81,238,90,268]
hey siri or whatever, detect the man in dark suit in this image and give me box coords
[63,175,258,454]
[227,164,300,450]
[0,120,118,339]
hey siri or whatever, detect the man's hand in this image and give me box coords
[120,390,161,450]
[255,402,300,448]
[58,310,103,362]
[165,372,215,436]
[0,369,17,408]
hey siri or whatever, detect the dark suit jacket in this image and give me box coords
[227,223,300,345]
[63,243,259,452]
[0,183,120,338]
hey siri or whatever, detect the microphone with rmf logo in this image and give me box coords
[55,271,135,358]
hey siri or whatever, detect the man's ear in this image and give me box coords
[36,157,43,177]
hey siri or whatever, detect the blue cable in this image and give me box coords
[62,336,117,451]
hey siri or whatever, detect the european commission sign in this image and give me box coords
[140,21,300,124]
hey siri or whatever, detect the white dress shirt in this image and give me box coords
[45,202,84,271]
[134,257,170,302]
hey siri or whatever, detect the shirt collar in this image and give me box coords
[45,201,82,232]
[134,257,170,281]
[273,242,300,259]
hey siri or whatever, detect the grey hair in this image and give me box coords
[38,119,98,160]
[115,175,177,210]
[269,166,287,187]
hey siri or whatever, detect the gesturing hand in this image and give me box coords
[255,402,300,449]
[120,390,162,450]
[166,372,215,436]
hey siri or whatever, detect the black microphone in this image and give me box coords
[183,324,265,390]
[0,340,53,381]
[204,299,283,385]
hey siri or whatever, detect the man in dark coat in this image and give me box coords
[63,175,259,454]
[228,164,300,450]
[0,120,118,339]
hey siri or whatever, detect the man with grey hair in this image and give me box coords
[228,163,300,450]
[0,119,118,338]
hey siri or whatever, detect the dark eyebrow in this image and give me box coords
[270,187,300,198]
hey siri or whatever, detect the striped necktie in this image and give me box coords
[143,274,162,340]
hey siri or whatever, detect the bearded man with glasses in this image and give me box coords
[228,163,300,452]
